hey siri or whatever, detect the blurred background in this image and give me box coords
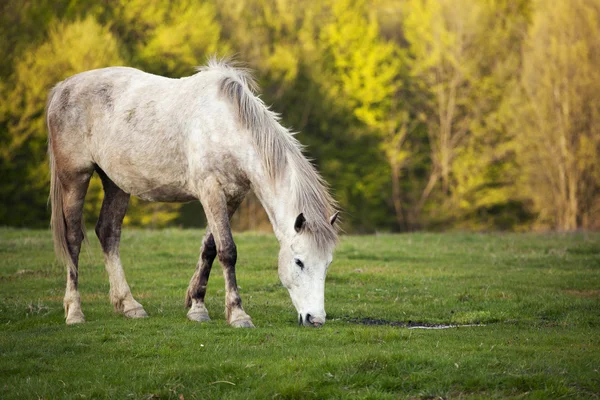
[1,0,598,233]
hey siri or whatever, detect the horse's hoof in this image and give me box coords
[230,318,255,328]
[187,311,211,322]
[66,311,85,325]
[124,307,148,319]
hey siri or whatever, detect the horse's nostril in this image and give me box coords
[298,314,303,325]
[305,314,324,327]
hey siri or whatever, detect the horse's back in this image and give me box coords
[48,66,181,130]
[47,66,176,146]
[47,66,245,202]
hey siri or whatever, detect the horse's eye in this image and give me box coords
[294,258,304,269]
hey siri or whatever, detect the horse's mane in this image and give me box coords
[198,58,338,252]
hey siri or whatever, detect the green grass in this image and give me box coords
[1,228,599,399]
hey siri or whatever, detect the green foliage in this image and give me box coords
[122,0,223,76]
[1,229,599,397]
[0,0,598,231]
[318,0,400,129]
[0,16,123,227]
[439,0,532,230]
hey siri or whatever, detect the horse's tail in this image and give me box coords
[47,85,71,265]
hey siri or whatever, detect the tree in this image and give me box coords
[316,0,409,230]
[513,0,600,230]
[113,0,223,77]
[400,0,535,230]
[402,0,485,220]
[1,0,597,232]
[0,17,123,227]
[446,0,533,230]
[0,16,184,228]
[215,0,400,231]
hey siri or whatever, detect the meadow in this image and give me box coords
[1,228,599,399]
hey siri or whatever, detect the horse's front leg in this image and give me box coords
[199,182,254,328]
[185,230,216,322]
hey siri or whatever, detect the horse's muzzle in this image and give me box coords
[299,313,325,327]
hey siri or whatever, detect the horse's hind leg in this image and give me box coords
[60,171,93,324]
[95,169,148,319]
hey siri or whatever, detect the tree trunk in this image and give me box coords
[390,160,406,231]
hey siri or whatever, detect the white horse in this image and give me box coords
[47,58,339,328]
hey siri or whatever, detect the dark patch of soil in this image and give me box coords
[344,317,482,329]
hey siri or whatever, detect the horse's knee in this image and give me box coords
[218,242,237,266]
[202,234,217,262]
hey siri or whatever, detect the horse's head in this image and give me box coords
[278,212,339,327]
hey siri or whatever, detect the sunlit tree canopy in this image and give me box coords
[1,0,598,231]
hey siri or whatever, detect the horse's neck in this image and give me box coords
[251,165,295,243]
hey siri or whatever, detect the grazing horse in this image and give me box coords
[46,59,339,328]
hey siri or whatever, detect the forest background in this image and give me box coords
[1,0,599,233]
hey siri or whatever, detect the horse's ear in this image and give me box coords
[330,211,339,226]
[294,213,306,233]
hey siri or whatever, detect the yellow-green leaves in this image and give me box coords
[136,2,222,76]
[1,0,598,231]
[319,0,400,131]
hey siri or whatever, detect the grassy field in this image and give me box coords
[1,228,599,399]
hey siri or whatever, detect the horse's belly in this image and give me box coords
[134,184,197,202]
[109,175,197,203]
[97,159,196,203]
